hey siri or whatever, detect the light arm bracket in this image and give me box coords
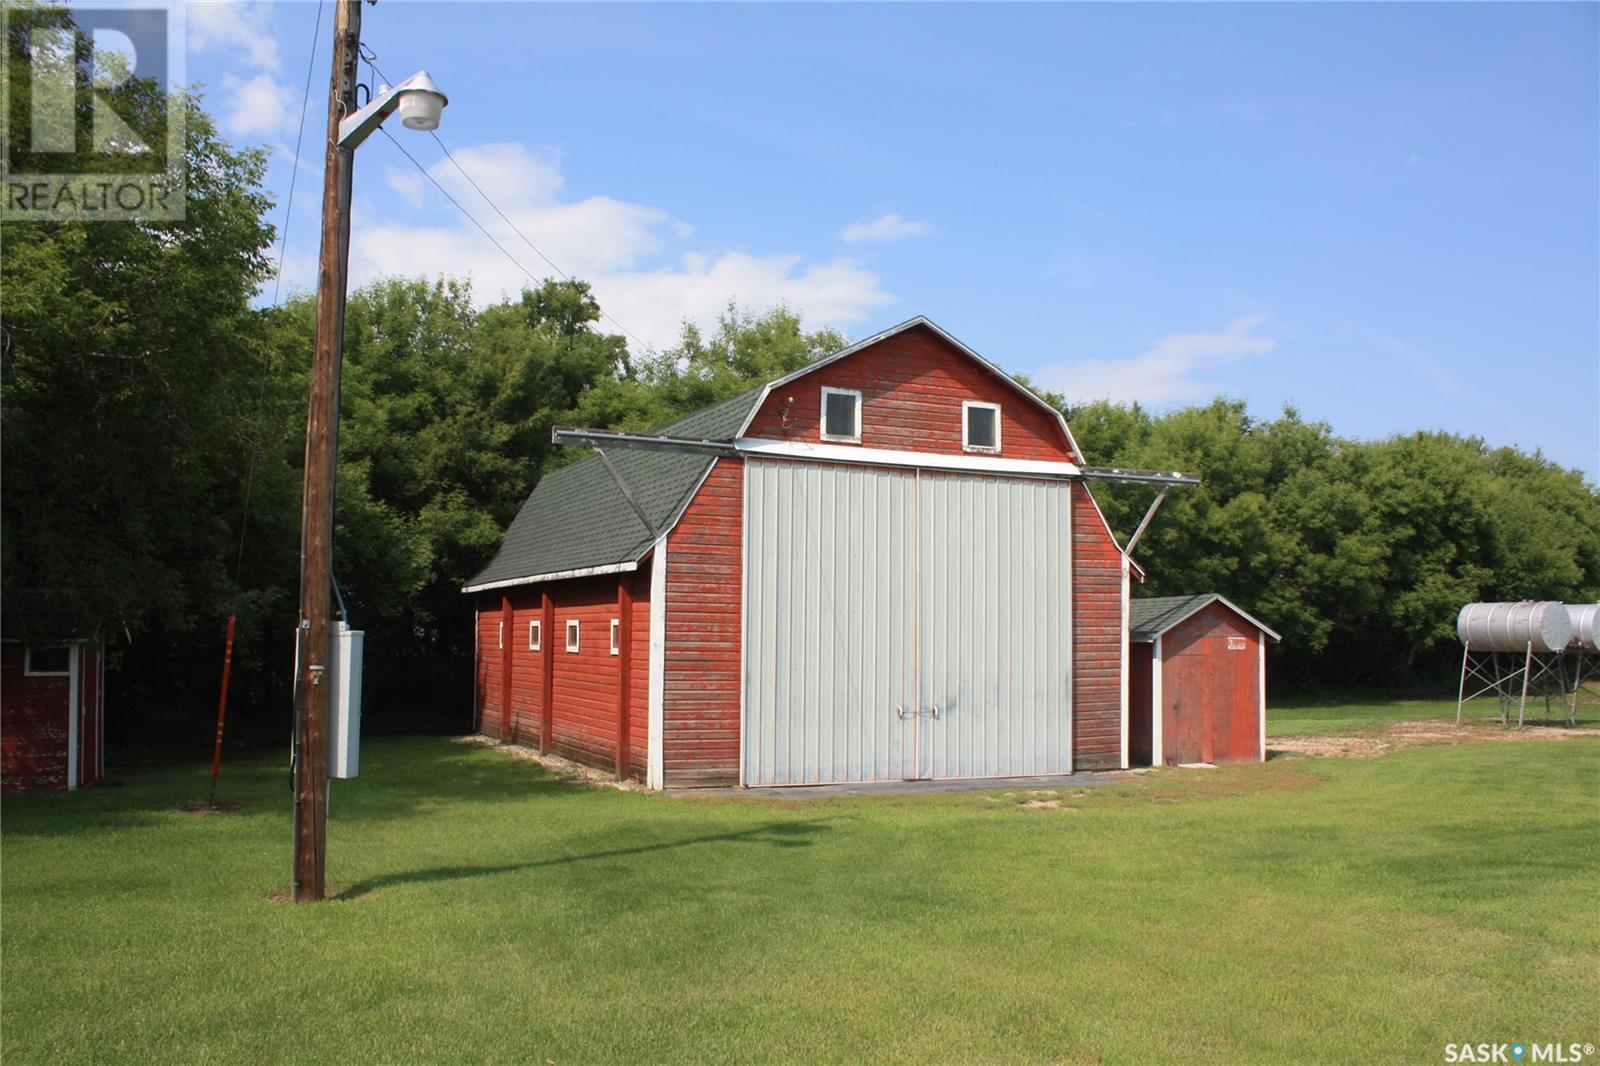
[337,70,447,149]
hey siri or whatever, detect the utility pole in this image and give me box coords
[293,0,362,903]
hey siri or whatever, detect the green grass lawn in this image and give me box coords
[1267,691,1600,735]
[4,728,1598,1063]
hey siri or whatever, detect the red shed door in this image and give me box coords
[1161,606,1259,764]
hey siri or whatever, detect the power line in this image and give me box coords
[237,0,325,587]
[362,55,657,354]
[270,0,325,307]
[426,131,657,355]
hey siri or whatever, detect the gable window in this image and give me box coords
[565,619,581,653]
[820,387,862,443]
[610,618,621,656]
[24,646,70,676]
[528,619,541,651]
[963,401,1001,453]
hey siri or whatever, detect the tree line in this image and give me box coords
[3,16,1595,758]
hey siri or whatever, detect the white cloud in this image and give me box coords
[1039,314,1277,405]
[840,212,933,244]
[386,167,425,209]
[346,140,896,350]
[189,1,280,71]
[220,72,297,137]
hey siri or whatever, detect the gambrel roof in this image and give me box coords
[466,317,1124,593]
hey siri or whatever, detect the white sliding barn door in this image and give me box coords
[741,460,1072,786]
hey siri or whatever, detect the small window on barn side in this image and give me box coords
[963,401,1001,453]
[529,619,541,651]
[25,646,70,676]
[610,618,621,656]
[497,622,504,650]
[565,619,581,653]
[820,387,862,443]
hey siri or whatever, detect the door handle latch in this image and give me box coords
[896,705,940,720]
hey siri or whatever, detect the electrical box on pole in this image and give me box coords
[328,624,364,779]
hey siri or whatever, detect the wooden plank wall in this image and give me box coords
[1,644,70,791]
[473,563,652,783]
[1072,483,1126,770]
[743,323,1075,461]
[1128,642,1154,766]
[662,458,744,787]
[1161,603,1262,764]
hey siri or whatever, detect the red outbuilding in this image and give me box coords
[468,317,1160,788]
[2,591,108,791]
[1127,594,1281,766]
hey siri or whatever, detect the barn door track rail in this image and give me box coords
[554,427,1199,484]
[552,426,1198,560]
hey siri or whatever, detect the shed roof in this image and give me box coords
[1130,594,1282,643]
[464,389,763,592]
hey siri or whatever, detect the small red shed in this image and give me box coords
[1128,594,1280,766]
[2,591,107,791]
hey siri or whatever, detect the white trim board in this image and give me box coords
[646,535,668,790]
[1119,555,1131,770]
[463,559,639,594]
[67,644,80,791]
[1151,635,1165,767]
[1258,639,1267,763]
[737,438,1080,479]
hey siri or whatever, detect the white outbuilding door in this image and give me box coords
[741,459,1073,786]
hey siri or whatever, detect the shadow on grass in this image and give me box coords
[335,819,833,898]
[1,737,618,840]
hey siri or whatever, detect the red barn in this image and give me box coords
[1127,595,1281,766]
[467,317,1158,788]
[2,591,107,791]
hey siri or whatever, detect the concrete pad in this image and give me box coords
[671,769,1136,800]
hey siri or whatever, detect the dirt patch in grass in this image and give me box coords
[456,734,646,791]
[1271,718,1596,760]
[176,800,242,814]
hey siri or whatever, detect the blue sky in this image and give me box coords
[181,1,1598,479]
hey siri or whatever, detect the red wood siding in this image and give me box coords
[629,565,650,778]
[744,324,1076,462]
[1072,483,1125,770]
[507,588,543,746]
[1161,603,1262,764]
[2,642,103,791]
[662,458,743,787]
[1128,641,1153,767]
[474,566,649,783]
[548,576,624,770]
[474,606,503,739]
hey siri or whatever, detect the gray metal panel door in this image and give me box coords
[743,461,918,785]
[742,460,1072,786]
[918,473,1073,778]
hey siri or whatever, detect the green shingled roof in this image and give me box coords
[1130,594,1282,643]
[465,389,763,590]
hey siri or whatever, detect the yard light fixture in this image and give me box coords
[337,70,448,149]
